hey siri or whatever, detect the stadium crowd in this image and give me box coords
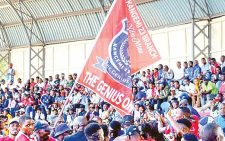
[0,56,225,141]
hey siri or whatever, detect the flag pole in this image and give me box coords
[53,79,77,128]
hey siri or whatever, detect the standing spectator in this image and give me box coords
[6,63,15,84]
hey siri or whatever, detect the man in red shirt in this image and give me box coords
[15,115,35,141]
[0,118,20,141]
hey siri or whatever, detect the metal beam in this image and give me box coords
[5,0,45,79]
[2,0,155,27]
[188,0,211,61]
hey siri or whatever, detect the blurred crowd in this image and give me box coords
[0,56,225,141]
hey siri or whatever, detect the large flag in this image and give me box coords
[77,0,160,116]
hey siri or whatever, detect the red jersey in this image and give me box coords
[189,115,199,138]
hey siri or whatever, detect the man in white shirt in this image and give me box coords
[183,78,195,97]
[174,61,184,81]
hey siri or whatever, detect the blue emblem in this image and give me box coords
[94,19,132,88]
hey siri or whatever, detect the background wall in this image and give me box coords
[9,16,225,81]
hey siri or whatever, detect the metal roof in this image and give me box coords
[0,0,225,49]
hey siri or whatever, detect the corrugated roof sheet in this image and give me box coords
[0,0,224,48]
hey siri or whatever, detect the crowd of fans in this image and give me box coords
[0,56,225,141]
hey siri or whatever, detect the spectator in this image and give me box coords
[6,63,15,84]
[84,123,104,141]
[64,116,88,141]
[214,102,225,135]
[54,123,72,141]
[15,115,34,141]
[0,118,20,141]
[200,123,224,141]
[201,58,211,76]
[33,120,55,141]
[201,78,218,106]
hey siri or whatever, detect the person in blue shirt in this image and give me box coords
[64,116,88,141]
[215,102,225,135]
[183,62,189,79]
[188,61,194,81]
[193,60,201,80]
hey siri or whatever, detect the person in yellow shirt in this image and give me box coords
[201,78,218,107]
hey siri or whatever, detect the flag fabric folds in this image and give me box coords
[77,0,160,116]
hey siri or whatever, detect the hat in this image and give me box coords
[122,115,134,126]
[109,121,121,131]
[126,125,140,136]
[170,87,176,91]
[54,123,72,137]
[177,118,192,129]
[34,120,52,131]
[180,99,188,105]
[72,116,88,126]
[84,123,101,137]
[8,118,19,125]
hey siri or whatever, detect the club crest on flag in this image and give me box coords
[94,19,132,88]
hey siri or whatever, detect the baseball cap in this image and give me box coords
[34,120,52,131]
[126,125,140,136]
[8,118,19,125]
[122,115,134,126]
[84,123,101,137]
[109,121,121,131]
[54,123,72,137]
[72,116,88,126]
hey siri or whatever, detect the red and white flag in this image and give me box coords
[77,0,160,116]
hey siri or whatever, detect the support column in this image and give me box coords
[188,0,211,61]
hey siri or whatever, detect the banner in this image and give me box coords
[77,0,160,116]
